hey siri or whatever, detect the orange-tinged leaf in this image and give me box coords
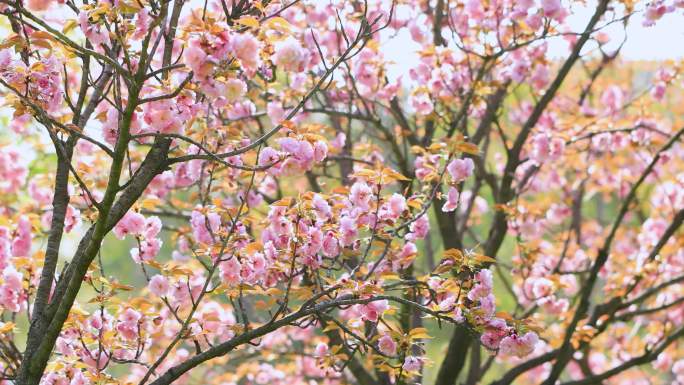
[495,311,513,321]
[264,16,291,32]
[454,142,479,155]
[353,169,377,179]
[254,300,270,310]
[272,197,293,207]
[63,19,78,34]
[236,16,260,28]
[472,254,496,264]
[322,324,339,332]
[110,281,134,291]
[443,248,464,262]
[281,120,296,130]
[141,198,162,209]
[266,287,283,296]
[118,0,141,13]
[245,241,263,254]
[432,261,453,275]
[380,272,400,281]
[0,322,15,333]
[427,143,446,153]
[409,327,432,339]
[523,321,544,334]
[383,167,410,181]
[0,34,24,50]
[410,145,426,154]
[30,31,55,41]
[32,39,54,50]
[145,260,162,269]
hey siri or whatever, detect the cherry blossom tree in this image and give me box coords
[0,0,683,384]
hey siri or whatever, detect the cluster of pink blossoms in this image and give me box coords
[7,0,684,383]
[642,0,684,26]
[0,147,28,194]
[172,157,542,370]
[258,135,328,175]
[113,211,163,263]
[468,270,539,357]
[0,217,31,312]
[0,49,62,113]
[414,154,474,212]
[529,133,566,164]
[651,67,678,101]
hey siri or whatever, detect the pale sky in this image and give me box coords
[383,1,684,80]
[553,1,684,60]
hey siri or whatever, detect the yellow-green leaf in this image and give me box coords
[236,16,260,28]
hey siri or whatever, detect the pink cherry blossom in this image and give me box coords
[231,33,261,74]
[190,209,221,244]
[349,182,373,210]
[600,85,624,114]
[114,211,146,240]
[540,0,567,21]
[385,193,407,219]
[499,332,539,357]
[314,342,329,357]
[224,78,247,102]
[407,214,430,241]
[442,187,460,212]
[11,216,32,258]
[402,356,422,372]
[447,158,474,183]
[272,38,307,72]
[378,335,397,356]
[360,299,389,322]
[148,274,170,297]
[411,92,434,115]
